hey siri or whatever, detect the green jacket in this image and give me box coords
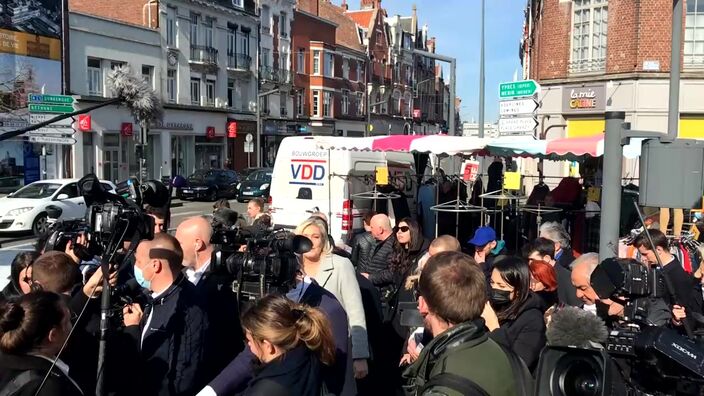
[402,319,518,396]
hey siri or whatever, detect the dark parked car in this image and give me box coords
[177,169,240,201]
[236,168,272,202]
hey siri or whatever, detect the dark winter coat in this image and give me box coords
[489,292,547,372]
[555,248,575,270]
[0,353,84,396]
[238,346,324,396]
[350,232,376,269]
[555,264,581,307]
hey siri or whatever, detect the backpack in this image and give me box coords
[418,341,533,396]
[0,370,43,396]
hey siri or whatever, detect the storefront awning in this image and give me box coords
[314,134,489,156]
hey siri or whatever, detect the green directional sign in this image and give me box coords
[28,104,74,114]
[28,94,74,105]
[499,80,540,99]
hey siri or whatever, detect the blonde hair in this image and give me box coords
[295,218,333,255]
[242,295,335,366]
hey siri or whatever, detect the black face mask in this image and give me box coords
[490,288,512,309]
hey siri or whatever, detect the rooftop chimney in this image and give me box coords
[341,0,348,11]
[361,0,381,9]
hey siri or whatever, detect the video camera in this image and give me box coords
[210,225,311,305]
[45,174,169,263]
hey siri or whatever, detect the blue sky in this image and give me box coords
[365,0,526,123]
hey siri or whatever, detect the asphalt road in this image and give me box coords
[0,199,248,289]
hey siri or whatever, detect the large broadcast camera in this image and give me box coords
[45,174,169,262]
[536,258,704,395]
[210,224,312,306]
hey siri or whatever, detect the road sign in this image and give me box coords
[498,116,538,134]
[499,80,540,99]
[28,104,74,114]
[29,113,73,127]
[30,128,74,136]
[244,141,254,153]
[28,135,76,145]
[28,94,74,105]
[78,115,91,131]
[245,133,253,143]
[499,98,540,116]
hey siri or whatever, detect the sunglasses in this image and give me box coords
[394,226,410,233]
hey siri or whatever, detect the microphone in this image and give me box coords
[547,306,609,348]
[108,65,163,124]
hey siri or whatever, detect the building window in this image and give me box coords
[166,7,176,47]
[570,0,607,74]
[324,52,334,78]
[686,0,704,66]
[297,49,305,73]
[262,48,270,71]
[190,13,199,46]
[87,58,102,96]
[342,90,349,115]
[342,58,349,80]
[205,79,215,106]
[190,77,201,105]
[232,0,243,8]
[357,92,364,115]
[203,17,214,48]
[280,93,287,116]
[261,5,270,32]
[141,65,153,88]
[313,50,320,75]
[323,91,332,117]
[239,30,250,56]
[406,65,412,85]
[167,69,176,103]
[297,89,305,116]
[280,13,287,37]
[312,90,320,116]
[227,30,236,55]
[227,79,235,108]
[359,60,365,82]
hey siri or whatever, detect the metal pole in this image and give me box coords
[598,111,626,259]
[665,0,683,142]
[449,59,456,136]
[366,54,372,137]
[477,0,485,138]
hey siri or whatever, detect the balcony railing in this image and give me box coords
[190,45,218,65]
[227,52,251,70]
[260,66,291,84]
[569,58,605,74]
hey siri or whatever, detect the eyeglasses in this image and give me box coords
[394,226,410,233]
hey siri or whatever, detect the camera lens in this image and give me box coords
[558,358,602,396]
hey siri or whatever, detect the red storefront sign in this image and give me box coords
[78,115,91,131]
[227,121,237,138]
[413,109,421,119]
[206,126,215,139]
[120,122,133,137]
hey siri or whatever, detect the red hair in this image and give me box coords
[529,260,558,291]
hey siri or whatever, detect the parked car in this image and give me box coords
[236,168,272,202]
[177,169,240,201]
[0,179,116,236]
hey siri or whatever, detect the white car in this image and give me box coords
[0,179,116,235]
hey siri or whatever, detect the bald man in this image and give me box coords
[175,216,244,375]
[360,214,396,283]
[121,233,211,396]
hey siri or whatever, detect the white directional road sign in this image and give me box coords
[499,99,539,116]
[498,116,538,134]
[29,128,75,136]
[30,113,74,127]
[28,135,76,145]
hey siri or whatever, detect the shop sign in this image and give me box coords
[227,121,237,138]
[78,115,91,131]
[121,123,133,137]
[413,109,421,119]
[562,83,606,114]
[206,126,215,139]
[150,121,194,130]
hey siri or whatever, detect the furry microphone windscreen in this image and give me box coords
[108,65,163,123]
[546,306,609,348]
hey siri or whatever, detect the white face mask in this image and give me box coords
[286,276,313,303]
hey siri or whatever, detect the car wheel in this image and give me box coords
[32,213,48,236]
[208,189,218,201]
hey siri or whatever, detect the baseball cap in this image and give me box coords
[468,226,497,247]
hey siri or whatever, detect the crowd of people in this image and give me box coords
[0,197,703,395]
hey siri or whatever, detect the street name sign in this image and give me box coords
[28,94,74,105]
[498,116,539,134]
[29,128,75,136]
[499,98,540,116]
[29,113,73,127]
[28,104,74,114]
[499,80,540,99]
[28,135,77,145]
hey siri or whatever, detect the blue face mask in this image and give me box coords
[134,265,151,290]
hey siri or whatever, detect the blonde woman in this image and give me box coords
[295,218,370,379]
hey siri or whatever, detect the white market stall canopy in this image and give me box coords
[313,135,490,156]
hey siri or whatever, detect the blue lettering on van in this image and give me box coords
[290,159,326,186]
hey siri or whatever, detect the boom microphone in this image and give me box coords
[108,65,163,124]
[547,306,609,348]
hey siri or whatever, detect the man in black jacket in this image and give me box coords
[526,238,582,307]
[121,233,210,396]
[539,222,575,270]
[175,216,243,377]
[359,214,395,277]
[350,212,376,269]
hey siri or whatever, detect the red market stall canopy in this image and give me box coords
[485,133,645,160]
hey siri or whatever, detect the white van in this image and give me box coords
[270,136,416,246]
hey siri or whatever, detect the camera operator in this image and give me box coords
[120,233,210,396]
[175,216,244,375]
[0,291,83,396]
[633,230,703,330]
[247,198,270,228]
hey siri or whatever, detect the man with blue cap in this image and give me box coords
[468,226,504,282]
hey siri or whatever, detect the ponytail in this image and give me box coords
[242,295,336,366]
[292,306,335,366]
